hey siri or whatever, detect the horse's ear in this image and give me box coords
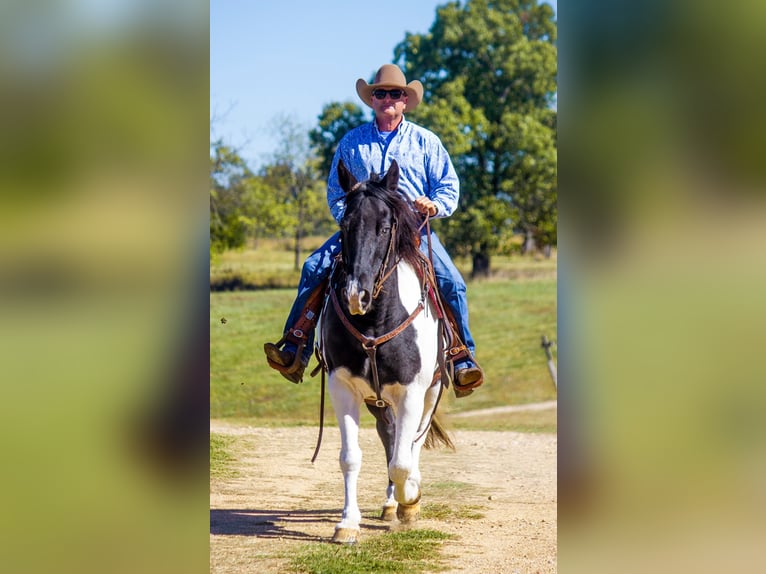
[337,160,357,194]
[381,160,400,192]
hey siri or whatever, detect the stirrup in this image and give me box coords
[448,344,470,364]
[264,335,307,378]
[449,345,484,397]
[453,366,483,397]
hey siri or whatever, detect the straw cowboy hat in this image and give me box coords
[355,64,423,111]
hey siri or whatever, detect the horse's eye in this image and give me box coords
[380,226,391,235]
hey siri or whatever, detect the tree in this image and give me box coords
[394,0,557,276]
[210,139,293,256]
[310,102,369,183]
[209,140,257,255]
[266,113,335,270]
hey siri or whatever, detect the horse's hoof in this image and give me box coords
[380,505,397,522]
[331,527,360,544]
[396,501,420,523]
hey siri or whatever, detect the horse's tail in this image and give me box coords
[424,415,455,451]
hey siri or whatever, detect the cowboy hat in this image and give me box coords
[355,64,423,111]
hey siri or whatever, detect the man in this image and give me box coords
[264,64,483,397]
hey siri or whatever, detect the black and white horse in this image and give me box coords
[319,159,453,544]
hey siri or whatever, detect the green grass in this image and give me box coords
[426,479,476,494]
[419,480,486,520]
[288,529,454,574]
[210,241,557,430]
[211,237,327,290]
[211,237,556,289]
[210,433,237,478]
[420,502,486,521]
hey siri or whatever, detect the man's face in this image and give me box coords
[370,88,408,118]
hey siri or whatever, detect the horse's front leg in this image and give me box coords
[388,384,429,522]
[390,379,442,523]
[328,371,363,544]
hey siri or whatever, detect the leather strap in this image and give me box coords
[330,285,425,406]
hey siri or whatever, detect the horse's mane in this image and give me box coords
[344,179,424,271]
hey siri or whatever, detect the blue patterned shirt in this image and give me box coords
[326,118,460,223]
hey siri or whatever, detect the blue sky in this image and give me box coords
[211,0,556,169]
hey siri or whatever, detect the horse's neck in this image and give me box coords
[394,260,425,314]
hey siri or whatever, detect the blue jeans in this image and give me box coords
[284,230,476,366]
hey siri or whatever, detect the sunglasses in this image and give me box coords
[372,89,406,100]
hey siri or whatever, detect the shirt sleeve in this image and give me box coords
[425,136,460,218]
[326,152,346,223]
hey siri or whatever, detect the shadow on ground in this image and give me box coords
[210,508,389,541]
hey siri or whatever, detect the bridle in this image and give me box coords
[310,214,450,463]
[371,220,398,299]
[332,217,428,408]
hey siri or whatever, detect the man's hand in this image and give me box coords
[413,197,438,217]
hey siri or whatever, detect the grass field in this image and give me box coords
[288,529,454,574]
[210,238,557,432]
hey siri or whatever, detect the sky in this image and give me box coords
[211,0,556,169]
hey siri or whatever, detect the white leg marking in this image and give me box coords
[328,369,363,533]
[389,385,429,505]
[381,263,442,508]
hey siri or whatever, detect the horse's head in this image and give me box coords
[337,160,406,316]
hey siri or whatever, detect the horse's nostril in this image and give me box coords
[345,281,370,315]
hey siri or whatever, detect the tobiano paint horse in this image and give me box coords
[318,159,454,544]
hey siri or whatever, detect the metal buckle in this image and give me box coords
[375,399,387,408]
[362,337,377,349]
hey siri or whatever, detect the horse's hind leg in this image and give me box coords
[329,375,363,544]
[366,403,397,521]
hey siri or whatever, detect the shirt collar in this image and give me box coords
[372,117,408,139]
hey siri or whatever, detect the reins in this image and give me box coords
[330,281,426,407]
[372,221,398,299]
[411,215,452,445]
[310,213,451,463]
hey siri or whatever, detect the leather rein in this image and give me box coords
[330,279,427,409]
[310,215,450,463]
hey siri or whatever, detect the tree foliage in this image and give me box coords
[210,111,337,263]
[394,0,557,274]
[209,141,257,254]
[265,113,335,269]
[210,1,556,277]
[310,102,369,183]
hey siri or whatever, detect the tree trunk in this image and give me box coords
[523,229,537,254]
[471,251,491,279]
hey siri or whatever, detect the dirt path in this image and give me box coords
[210,421,557,573]
[449,400,558,417]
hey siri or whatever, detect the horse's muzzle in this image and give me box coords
[345,280,371,315]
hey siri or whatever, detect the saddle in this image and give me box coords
[264,282,326,379]
[414,254,479,395]
[268,253,478,395]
